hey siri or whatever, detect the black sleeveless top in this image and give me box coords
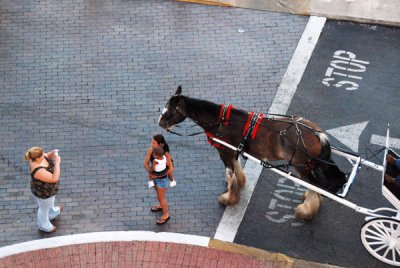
[30,157,59,199]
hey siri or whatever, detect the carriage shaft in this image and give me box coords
[211,137,389,218]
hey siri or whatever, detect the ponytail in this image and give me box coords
[24,151,31,160]
[25,147,44,161]
[153,134,170,153]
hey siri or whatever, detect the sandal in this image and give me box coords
[151,205,162,212]
[156,216,170,225]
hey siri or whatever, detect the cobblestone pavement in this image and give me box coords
[0,0,307,246]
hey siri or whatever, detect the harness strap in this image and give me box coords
[242,112,264,139]
[218,104,233,125]
[252,113,263,139]
[237,113,263,158]
[242,112,255,137]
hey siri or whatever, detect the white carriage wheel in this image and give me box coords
[360,217,400,266]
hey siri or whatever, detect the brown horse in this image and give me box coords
[158,86,347,220]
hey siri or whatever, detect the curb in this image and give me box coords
[176,0,400,27]
[0,231,340,267]
[209,239,341,268]
[0,231,209,259]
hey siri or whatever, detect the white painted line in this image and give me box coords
[214,16,327,242]
[0,231,210,258]
[269,16,327,115]
[371,134,400,150]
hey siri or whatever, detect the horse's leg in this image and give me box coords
[234,158,246,189]
[218,151,245,205]
[219,167,234,205]
[294,190,322,221]
[293,167,323,220]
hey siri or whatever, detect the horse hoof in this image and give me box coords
[294,208,313,221]
[218,193,229,205]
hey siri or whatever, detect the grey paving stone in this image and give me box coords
[0,0,307,246]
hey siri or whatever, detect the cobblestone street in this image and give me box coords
[0,0,307,246]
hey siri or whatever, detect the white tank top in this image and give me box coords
[154,156,167,172]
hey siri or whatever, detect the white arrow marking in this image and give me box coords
[326,121,369,152]
[370,134,400,150]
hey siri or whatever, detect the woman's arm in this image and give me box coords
[143,148,152,172]
[33,156,61,183]
[165,152,174,175]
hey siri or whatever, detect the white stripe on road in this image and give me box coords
[268,16,327,115]
[214,16,327,242]
[371,134,400,150]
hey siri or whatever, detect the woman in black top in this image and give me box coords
[25,147,62,233]
[144,134,174,225]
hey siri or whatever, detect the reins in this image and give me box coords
[166,127,205,137]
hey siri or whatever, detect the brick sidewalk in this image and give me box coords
[0,241,277,268]
[0,0,307,247]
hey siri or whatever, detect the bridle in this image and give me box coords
[159,97,215,137]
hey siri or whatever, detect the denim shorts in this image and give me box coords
[154,177,169,188]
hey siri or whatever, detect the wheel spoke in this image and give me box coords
[376,221,391,237]
[367,241,386,246]
[373,243,388,253]
[365,234,384,242]
[395,246,400,257]
[382,246,390,258]
[366,228,386,239]
[392,248,397,263]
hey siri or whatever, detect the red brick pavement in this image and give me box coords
[0,241,277,268]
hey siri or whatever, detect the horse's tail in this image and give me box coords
[309,133,347,194]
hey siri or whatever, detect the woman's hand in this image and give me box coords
[54,155,61,165]
[48,150,59,160]
[149,173,160,179]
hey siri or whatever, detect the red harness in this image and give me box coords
[218,104,233,125]
[206,104,233,148]
[242,112,264,139]
[206,104,264,149]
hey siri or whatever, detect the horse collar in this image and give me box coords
[204,104,233,148]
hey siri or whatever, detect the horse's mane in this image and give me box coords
[181,95,220,117]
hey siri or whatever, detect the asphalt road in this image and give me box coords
[235,21,400,268]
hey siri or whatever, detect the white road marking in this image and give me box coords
[371,134,400,150]
[269,16,327,115]
[214,16,327,242]
[326,121,369,152]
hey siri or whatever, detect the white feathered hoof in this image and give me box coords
[218,192,230,205]
[294,192,322,221]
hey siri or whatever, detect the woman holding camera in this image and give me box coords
[25,147,62,233]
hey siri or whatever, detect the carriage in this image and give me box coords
[211,132,400,267]
[158,86,400,266]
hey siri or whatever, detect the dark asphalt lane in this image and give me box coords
[235,21,400,267]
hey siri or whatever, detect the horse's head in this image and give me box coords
[158,85,187,130]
